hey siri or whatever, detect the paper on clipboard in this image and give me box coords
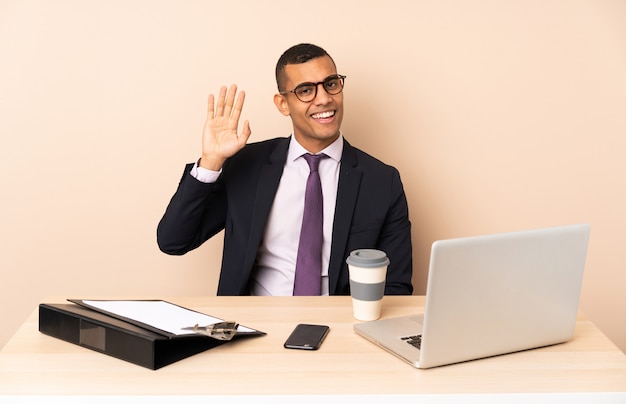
[69,299,258,337]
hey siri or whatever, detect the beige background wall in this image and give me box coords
[1,0,625,353]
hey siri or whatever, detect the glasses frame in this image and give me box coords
[279,74,347,103]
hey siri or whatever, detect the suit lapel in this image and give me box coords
[242,138,290,273]
[328,140,362,294]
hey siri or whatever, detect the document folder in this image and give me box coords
[39,302,265,370]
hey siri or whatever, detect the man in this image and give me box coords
[158,43,413,296]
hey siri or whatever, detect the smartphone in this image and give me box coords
[284,324,330,350]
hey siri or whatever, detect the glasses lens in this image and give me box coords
[294,84,316,102]
[323,76,344,95]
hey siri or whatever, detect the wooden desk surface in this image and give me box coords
[1,296,625,397]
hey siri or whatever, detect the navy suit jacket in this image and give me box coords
[157,137,413,295]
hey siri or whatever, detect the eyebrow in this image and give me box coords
[293,74,340,88]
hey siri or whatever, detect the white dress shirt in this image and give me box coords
[191,135,343,296]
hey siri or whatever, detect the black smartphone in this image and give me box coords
[283,324,330,350]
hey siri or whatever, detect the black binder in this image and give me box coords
[39,302,265,370]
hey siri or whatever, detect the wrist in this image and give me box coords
[198,155,225,171]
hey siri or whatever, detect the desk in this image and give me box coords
[1,296,625,402]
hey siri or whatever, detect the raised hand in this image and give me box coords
[200,84,252,170]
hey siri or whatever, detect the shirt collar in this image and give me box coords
[287,133,344,163]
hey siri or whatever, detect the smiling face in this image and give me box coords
[274,55,344,153]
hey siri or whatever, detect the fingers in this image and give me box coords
[241,120,252,142]
[223,84,237,118]
[230,90,246,128]
[210,85,241,119]
[206,84,250,141]
[207,93,215,120]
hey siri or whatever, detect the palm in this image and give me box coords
[205,112,245,157]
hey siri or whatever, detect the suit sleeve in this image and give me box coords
[157,163,227,255]
[379,168,413,295]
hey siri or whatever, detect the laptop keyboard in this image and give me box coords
[401,334,422,350]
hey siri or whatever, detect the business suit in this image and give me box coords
[157,136,413,295]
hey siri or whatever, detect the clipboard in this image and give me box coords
[39,299,265,369]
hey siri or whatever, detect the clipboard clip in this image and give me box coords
[181,321,239,341]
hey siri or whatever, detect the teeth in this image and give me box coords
[312,111,334,119]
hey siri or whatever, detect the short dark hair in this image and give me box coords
[275,43,336,92]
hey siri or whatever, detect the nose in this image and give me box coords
[313,83,333,104]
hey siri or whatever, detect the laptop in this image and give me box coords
[353,223,591,369]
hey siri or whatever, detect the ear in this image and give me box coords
[274,93,290,116]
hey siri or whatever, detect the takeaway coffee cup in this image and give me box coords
[346,249,389,321]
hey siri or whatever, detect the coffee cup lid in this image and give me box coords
[346,249,390,268]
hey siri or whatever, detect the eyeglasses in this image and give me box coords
[280,74,346,103]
